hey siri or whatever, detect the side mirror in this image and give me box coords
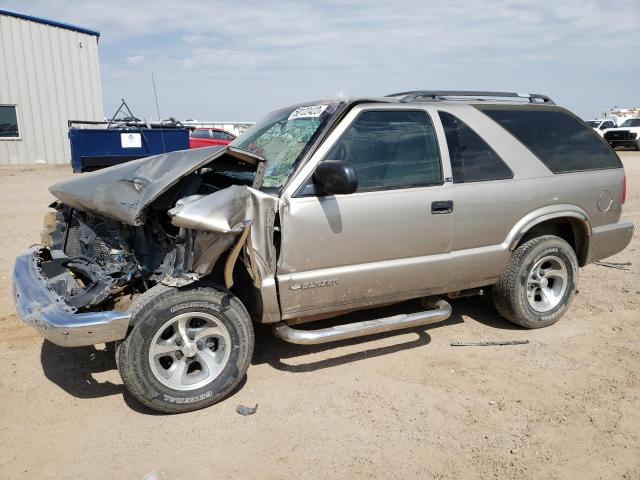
[313,160,358,195]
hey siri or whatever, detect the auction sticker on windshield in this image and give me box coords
[288,105,328,120]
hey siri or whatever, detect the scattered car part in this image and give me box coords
[236,404,258,416]
[594,261,631,270]
[451,340,530,346]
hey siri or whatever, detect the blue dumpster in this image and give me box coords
[69,126,190,172]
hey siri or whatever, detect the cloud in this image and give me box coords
[1,0,638,120]
[125,55,145,65]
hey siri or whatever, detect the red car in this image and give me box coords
[189,128,236,149]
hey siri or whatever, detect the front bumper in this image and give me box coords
[607,139,639,148]
[13,245,130,347]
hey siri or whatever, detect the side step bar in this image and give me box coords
[272,299,451,345]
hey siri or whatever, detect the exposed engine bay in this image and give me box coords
[36,145,279,317]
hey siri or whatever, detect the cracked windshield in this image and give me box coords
[233,102,341,187]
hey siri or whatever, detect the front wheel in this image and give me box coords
[492,235,578,329]
[117,284,254,413]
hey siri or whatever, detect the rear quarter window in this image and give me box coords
[191,130,210,139]
[438,111,513,183]
[476,106,622,173]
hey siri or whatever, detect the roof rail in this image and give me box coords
[385,90,555,105]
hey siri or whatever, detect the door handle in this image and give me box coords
[431,200,453,214]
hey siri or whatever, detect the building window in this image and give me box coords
[0,105,20,138]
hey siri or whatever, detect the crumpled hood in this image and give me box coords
[49,146,229,226]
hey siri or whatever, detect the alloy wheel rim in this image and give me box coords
[525,255,568,313]
[148,312,231,391]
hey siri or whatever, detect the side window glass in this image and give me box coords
[325,110,442,191]
[477,106,622,173]
[438,111,513,183]
[191,129,210,139]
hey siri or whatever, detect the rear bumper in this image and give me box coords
[588,221,635,264]
[13,245,130,347]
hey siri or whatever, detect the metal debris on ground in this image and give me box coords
[451,340,530,347]
[236,404,258,416]
[594,261,631,270]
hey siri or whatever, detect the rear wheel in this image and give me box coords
[492,235,578,328]
[117,283,253,413]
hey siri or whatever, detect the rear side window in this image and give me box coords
[325,110,442,191]
[191,129,210,139]
[478,106,622,173]
[438,111,513,183]
[211,130,231,140]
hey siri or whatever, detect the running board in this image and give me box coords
[272,299,451,345]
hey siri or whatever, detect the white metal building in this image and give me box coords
[0,10,103,165]
[600,107,640,126]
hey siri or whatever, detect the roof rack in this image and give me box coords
[385,90,555,105]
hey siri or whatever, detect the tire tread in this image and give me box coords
[117,283,253,414]
[492,235,577,329]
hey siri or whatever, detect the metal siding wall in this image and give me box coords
[0,14,103,165]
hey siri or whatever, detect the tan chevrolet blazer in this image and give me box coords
[14,91,634,412]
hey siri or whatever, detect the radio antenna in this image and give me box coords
[152,72,167,152]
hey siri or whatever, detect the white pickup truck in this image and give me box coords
[603,118,640,150]
[586,119,617,137]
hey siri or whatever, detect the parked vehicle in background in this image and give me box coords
[13,91,634,413]
[604,118,640,150]
[586,119,617,137]
[189,128,236,149]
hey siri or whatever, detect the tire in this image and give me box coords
[117,283,254,413]
[492,235,578,329]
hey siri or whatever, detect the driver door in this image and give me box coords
[276,106,454,319]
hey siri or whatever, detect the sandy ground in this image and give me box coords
[0,154,638,480]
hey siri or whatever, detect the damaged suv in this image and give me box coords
[14,91,634,413]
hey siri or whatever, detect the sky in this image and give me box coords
[1,0,639,121]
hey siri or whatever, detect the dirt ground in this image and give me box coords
[0,153,638,480]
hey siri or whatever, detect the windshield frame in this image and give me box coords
[231,101,346,192]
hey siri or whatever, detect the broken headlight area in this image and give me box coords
[38,203,180,310]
